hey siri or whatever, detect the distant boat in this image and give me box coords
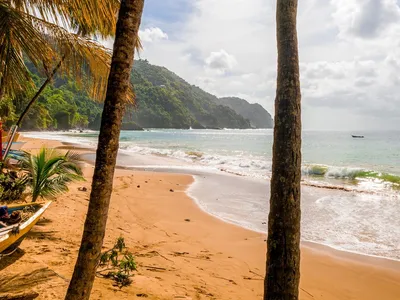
[352,135,364,138]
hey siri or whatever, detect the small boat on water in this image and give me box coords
[352,135,364,138]
[0,202,51,255]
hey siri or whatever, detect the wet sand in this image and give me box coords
[0,137,400,299]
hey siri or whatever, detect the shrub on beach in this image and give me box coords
[19,148,84,202]
[0,167,28,202]
[97,237,137,288]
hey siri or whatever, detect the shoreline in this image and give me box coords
[20,135,400,264]
[1,135,399,299]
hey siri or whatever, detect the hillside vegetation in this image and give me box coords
[3,60,272,130]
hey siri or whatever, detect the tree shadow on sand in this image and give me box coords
[0,248,25,271]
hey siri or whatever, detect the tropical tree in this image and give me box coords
[65,0,144,299]
[264,0,302,299]
[20,148,84,202]
[0,0,124,159]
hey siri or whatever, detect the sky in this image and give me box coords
[109,0,400,130]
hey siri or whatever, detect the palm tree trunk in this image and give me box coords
[2,56,66,161]
[64,1,144,299]
[264,0,302,300]
[16,55,66,128]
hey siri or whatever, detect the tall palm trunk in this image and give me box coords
[2,56,65,161]
[65,1,144,299]
[264,0,302,300]
[16,55,66,128]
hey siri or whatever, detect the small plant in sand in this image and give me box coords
[19,148,84,202]
[97,237,137,288]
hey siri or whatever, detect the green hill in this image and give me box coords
[216,97,273,128]
[5,59,272,130]
[130,59,251,129]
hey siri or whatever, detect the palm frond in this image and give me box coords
[0,2,54,97]
[20,148,84,202]
[0,1,140,102]
[9,0,120,38]
[27,14,112,100]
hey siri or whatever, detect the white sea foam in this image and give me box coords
[22,130,400,261]
[119,143,272,179]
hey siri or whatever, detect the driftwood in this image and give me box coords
[0,291,39,300]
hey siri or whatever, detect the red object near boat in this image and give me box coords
[0,119,2,161]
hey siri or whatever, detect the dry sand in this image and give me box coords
[0,137,400,299]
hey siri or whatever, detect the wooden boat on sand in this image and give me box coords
[0,202,51,256]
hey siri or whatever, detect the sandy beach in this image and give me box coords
[1,137,400,299]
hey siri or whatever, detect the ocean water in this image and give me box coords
[24,129,400,260]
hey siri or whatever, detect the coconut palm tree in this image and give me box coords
[20,148,84,202]
[0,0,133,160]
[264,0,302,299]
[65,0,144,299]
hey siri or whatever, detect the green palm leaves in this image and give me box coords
[20,148,84,202]
[0,0,120,101]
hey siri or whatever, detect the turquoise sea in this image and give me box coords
[24,129,400,260]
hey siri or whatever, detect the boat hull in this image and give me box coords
[0,202,51,253]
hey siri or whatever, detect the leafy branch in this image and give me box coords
[96,237,137,288]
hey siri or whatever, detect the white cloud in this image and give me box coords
[205,49,237,74]
[139,27,168,43]
[331,0,400,39]
[133,0,400,130]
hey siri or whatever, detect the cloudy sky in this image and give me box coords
[112,0,400,130]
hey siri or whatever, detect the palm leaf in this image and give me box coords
[0,2,53,97]
[0,1,141,102]
[20,148,84,202]
[9,0,120,38]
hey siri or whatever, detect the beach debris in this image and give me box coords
[78,187,87,192]
[243,276,263,281]
[136,293,148,298]
[300,287,315,298]
[0,291,40,300]
[142,265,169,272]
[172,251,189,257]
[137,185,140,188]
[170,189,174,192]
[184,218,191,222]
[145,181,148,183]
[137,250,173,262]
[194,287,214,297]
[262,222,267,225]
[211,274,237,285]
[249,270,263,278]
